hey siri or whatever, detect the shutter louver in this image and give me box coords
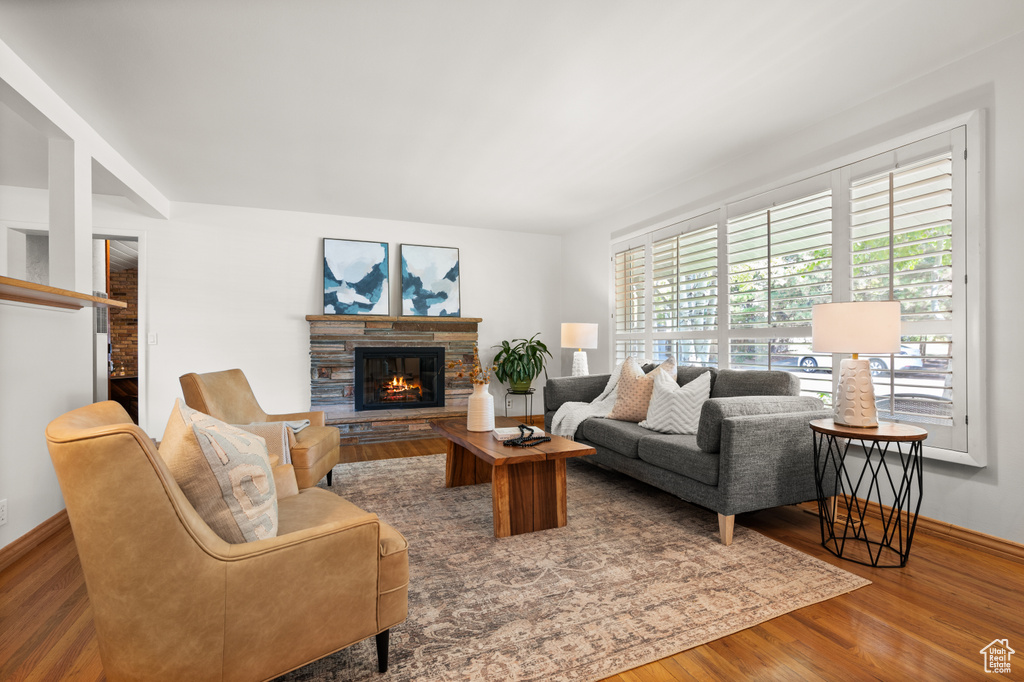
[851,154,953,321]
[728,190,832,329]
[652,225,717,331]
[614,246,645,333]
[851,152,955,431]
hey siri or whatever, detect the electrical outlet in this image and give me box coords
[0,499,7,526]
[506,398,513,409]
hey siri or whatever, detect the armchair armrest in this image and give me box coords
[216,508,384,664]
[267,411,326,427]
[544,375,609,412]
[716,409,833,514]
[220,499,380,559]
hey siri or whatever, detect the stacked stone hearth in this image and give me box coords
[307,315,481,444]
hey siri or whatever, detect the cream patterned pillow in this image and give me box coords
[606,356,677,423]
[159,400,278,543]
[640,369,712,434]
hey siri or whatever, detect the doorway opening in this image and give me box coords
[93,238,139,423]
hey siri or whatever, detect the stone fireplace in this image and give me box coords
[354,346,445,410]
[307,315,480,444]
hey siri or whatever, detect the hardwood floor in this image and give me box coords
[2,432,1022,681]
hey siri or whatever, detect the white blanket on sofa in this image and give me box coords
[550,361,626,439]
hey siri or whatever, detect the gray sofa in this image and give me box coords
[544,367,832,545]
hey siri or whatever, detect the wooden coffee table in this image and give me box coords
[430,417,596,538]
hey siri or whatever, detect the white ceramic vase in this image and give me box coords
[467,382,495,432]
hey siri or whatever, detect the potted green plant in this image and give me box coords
[492,333,553,392]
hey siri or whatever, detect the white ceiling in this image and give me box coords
[107,239,138,273]
[1,1,1024,234]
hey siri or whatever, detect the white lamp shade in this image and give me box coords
[561,323,599,349]
[812,301,901,354]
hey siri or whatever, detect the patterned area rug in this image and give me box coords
[279,454,869,681]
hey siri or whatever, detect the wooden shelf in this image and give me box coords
[306,314,482,322]
[0,276,128,311]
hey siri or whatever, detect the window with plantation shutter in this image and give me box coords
[652,225,718,332]
[614,339,646,365]
[724,185,834,403]
[609,119,979,463]
[728,189,832,329]
[614,245,645,333]
[848,142,963,450]
[649,221,719,367]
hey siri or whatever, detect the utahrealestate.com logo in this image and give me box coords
[980,639,1015,674]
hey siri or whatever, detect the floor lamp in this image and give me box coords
[812,301,901,428]
[561,323,598,377]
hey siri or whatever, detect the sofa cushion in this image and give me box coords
[159,400,279,543]
[579,418,653,458]
[607,356,677,422]
[710,369,800,398]
[639,369,711,435]
[675,366,716,393]
[637,434,719,486]
[697,396,825,453]
[544,373,610,412]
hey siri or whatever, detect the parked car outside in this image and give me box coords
[799,345,924,373]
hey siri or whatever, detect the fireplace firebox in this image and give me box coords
[354,347,445,411]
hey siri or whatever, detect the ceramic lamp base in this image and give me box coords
[834,358,878,427]
[571,350,589,377]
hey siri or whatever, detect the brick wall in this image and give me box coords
[108,268,138,376]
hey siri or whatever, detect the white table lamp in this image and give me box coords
[812,301,901,428]
[561,323,599,377]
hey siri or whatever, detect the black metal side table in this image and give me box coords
[504,388,535,422]
[810,418,928,568]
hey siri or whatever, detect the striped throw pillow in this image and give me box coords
[640,369,712,435]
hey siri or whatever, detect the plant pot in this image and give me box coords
[509,379,532,393]
[467,383,495,432]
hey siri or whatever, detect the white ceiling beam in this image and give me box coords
[0,36,169,219]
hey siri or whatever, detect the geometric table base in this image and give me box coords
[811,419,926,568]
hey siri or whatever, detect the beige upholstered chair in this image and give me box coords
[179,368,341,489]
[45,401,408,682]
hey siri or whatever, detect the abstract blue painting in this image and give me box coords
[400,244,460,317]
[323,238,389,315]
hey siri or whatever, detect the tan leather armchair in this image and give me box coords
[46,401,408,682]
[179,368,342,489]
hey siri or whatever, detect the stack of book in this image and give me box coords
[492,425,545,441]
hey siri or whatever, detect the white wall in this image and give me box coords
[1,188,563,550]
[559,228,612,376]
[561,32,1024,544]
[0,186,92,548]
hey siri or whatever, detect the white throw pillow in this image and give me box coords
[639,369,712,435]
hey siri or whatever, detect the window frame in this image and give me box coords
[609,110,986,467]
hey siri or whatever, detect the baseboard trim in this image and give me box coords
[799,498,1024,564]
[0,509,70,574]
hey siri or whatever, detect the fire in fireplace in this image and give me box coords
[354,347,445,411]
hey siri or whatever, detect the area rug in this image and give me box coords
[279,454,869,681]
